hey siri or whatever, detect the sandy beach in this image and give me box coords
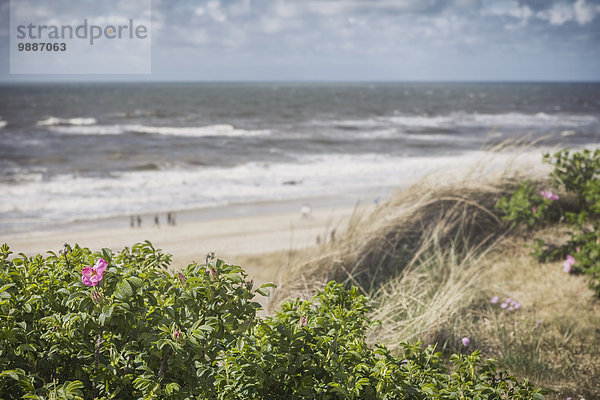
[0,198,362,285]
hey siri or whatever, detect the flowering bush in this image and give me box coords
[497,149,600,297]
[0,242,543,399]
[0,242,265,399]
[0,242,549,399]
[562,226,600,295]
[495,181,558,229]
[543,148,600,208]
[215,282,546,399]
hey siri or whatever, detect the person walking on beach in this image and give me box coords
[154,215,160,228]
[301,204,312,219]
[137,215,142,228]
[130,215,135,228]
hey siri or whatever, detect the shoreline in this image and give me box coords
[0,193,381,284]
[1,187,392,235]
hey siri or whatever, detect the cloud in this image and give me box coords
[1,0,599,80]
[483,1,533,22]
[536,0,599,25]
[147,0,600,71]
[304,0,442,15]
[537,2,575,25]
[574,0,599,24]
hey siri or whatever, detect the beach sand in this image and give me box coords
[0,198,361,286]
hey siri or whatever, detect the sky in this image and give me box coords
[1,0,599,81]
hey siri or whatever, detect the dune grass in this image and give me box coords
[259,149,599,399]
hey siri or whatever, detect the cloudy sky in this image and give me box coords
[1,0,599,81]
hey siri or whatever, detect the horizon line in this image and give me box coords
[1,78,600,85]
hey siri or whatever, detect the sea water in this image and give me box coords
[0,82,598,233]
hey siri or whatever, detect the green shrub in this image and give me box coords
[569,225,600,295]
[216,283,378,399]
[544,148,600,208]
[497,148,600,298]
[583,178,600,215]
[495,181,557,229]
[0,242,264,399]
[0,243,548,399]
[217,282,547,399]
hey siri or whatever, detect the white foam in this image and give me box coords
[0,152,484,227]
[386,112,597,129]
[324,118,382,128]
[125,124,269,137]
[47,123,270,137]
[49,125,125,135]
[326,112,597,131]
[37,117,97,126]
[357,129,472,142]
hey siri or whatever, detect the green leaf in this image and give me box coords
[225,273,243,283]
[100,304,114,326]
[165,382,180,395]
[236,337,245,351]
[259,283,277,289]
[114,279,133,301]
[0,283,15,293]
[66,380,84,394]
[0,369,21,380]
[255,288,270,297]
[127,276,143,289]
[195,324,215,332]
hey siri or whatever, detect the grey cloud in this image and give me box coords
[1,0,599,80]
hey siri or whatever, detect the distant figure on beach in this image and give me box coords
[316,235,321,245]
[167,212,177,226]
[301,204,312,219]
[130,215,135,228]
[330,229,336,242]
[137,215,142,228]
[154,215,160,228]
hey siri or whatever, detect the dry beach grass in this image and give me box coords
[264,148,599,399]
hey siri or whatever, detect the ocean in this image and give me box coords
[0,82,599,233]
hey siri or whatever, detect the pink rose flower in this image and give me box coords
[540,190,559,201]
[82,258,107,287]
[563,254,575,273]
